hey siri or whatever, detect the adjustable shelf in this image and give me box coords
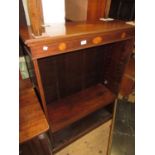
[47,83,116,132]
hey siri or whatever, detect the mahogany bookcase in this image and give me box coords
[20,20,134,154]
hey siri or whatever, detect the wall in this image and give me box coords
[42,0,65,24]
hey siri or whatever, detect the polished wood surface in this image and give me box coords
[19,79,49,143]
[120,76,134,96]
[87,0,107,21]
[30,29,134,59]
[102,39,134,94]
[20,133,52,155]
[22,39,134,130]
[47,84,116,132]
[20,20,135,153]
[20,21,134,60]
[33,60,49,119]
[27,0,44,36]
[120,56,135,96]
[124,56,135,78]
[20,20,134,46]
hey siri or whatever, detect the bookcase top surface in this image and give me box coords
[20,20,134,47]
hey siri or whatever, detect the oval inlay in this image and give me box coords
[58,43,67,51]
[92,37,102,44]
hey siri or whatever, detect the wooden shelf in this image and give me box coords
[52,106,112,152]
[47,83,116,132]
[19,79,49,143]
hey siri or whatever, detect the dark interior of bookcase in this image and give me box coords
[38,41,128,101]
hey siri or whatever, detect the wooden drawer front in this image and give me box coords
[31,30,134,59]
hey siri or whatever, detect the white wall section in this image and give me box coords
[42,0,65,24]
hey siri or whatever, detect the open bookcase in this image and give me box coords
[20,20,134,153]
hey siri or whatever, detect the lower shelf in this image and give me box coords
[52,106,112,152]
[47,83,116,132]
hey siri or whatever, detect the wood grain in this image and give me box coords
[87,0,107,21]
[19,20,135,153]
[38,47,106,105]
[19,79,49,143]
[102,39,134,94]
[47,84,116,132]
[20,133,52,155]
[120,56,135,96]
[29,29,134,60]
[33,60,49,118]
[27,0,44,36]
[20,20,134,47]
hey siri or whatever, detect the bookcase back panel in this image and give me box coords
[38,40,133,105]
